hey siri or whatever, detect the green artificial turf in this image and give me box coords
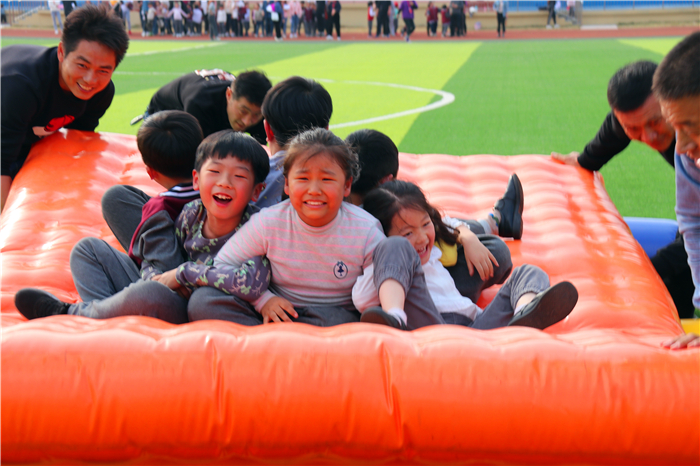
[1,36,683,219]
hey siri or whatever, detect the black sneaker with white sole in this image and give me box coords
[508,281,578,330]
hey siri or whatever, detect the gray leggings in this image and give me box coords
[371,236,446,330]
[443,263,550,329]
[374,237,549,330]
[188,287,360,326]
[68,236,187,324]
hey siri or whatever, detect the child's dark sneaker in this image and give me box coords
[361,307,407,330]
[508,281,578,330]
[494,173,524,240]
[14,288,71,320]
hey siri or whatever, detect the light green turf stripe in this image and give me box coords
[97,88,160,136]
[618,37,684,56]
[255,42,481,144]
[125,41,226,56]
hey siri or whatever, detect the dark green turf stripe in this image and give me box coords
[399,38,676,219]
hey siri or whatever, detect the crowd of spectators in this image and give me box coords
[101,1,473,41]
[123,1,345,40]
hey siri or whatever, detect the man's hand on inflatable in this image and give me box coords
[551,151,581,167]
[662,333,700,349]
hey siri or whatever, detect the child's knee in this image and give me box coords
[69,237,110,267]
[373,236,418,264]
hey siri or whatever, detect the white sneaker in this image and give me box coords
[554,24,560,28]
[337,37,341,41]
[546,24,552,29]
[326,34,332,40]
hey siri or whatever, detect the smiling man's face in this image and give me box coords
[57,39,116,100]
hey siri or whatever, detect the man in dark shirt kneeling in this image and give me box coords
[135,69,272,145]
[551,61,693,318]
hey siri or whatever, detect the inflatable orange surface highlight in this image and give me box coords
[2,130,699,465]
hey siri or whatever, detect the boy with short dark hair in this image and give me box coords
[15,130,272,323]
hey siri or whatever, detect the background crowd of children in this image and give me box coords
[134,1,343,40]
[113,1,474,41]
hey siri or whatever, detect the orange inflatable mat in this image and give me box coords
[2,130,699,465]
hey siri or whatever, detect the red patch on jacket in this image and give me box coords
[45,115,75,132]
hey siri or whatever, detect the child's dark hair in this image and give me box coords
[62,4,129,66]
[195,130,270,185]
[231,70,272,107]
[137,110,203,179]
[261,76,333,148]
[345,129,399,196]
[363,180,459,246]
[283,128,360,183]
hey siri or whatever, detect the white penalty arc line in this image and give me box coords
[269,77,455,129]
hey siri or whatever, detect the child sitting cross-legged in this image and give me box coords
[15,130,272,323]
[353,180,579,330]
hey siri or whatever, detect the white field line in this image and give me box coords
[270,76,456,128]
[126,42,226,57]
[114,71,185,75]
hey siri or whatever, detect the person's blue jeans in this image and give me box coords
[51,11,62,31]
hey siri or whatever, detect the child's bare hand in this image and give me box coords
[261,297,298,323]
[153,269,179,289]
[662,333,700,350]
[461,233,498,281]
[551,151,581,167]
[153,269,191,299]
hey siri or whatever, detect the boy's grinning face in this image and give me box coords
[284,152,352,228]
[194,156,262,236]
[388,207,436,265]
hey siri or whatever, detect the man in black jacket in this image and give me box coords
[138,69,272,144]
[552,61,692,317]
[1,4,129,211]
